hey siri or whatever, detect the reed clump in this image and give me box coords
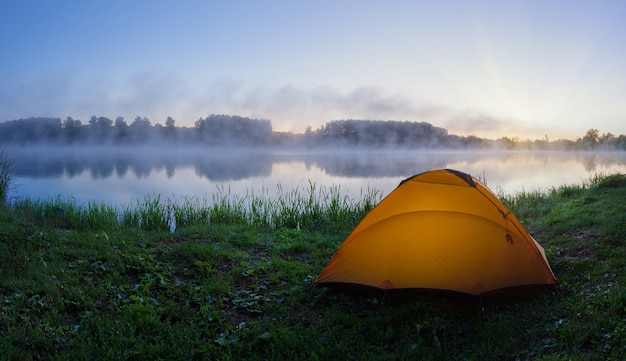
[10,182,383,233]
[0,150,14,205]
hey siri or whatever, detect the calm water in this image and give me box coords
[5,146,626,206]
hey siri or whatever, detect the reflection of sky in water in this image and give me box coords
[445,153,626,194]
[6,149,626,206]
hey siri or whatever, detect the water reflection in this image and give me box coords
[4,146,626,204]
[8,148,626,180]
[9,147,275,181]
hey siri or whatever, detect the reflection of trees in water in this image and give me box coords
[513,151,626,173]
[579,153,626,173]
[66,157,86,178]
[114,161,130,178]
[291,153,457,178]
[91,158,116,179]
[192,152,273,181]
[7,148,626,182]
[8,148,274,182]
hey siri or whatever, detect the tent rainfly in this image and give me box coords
[315,169,557,295]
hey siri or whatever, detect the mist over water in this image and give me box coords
[4,146,626,206]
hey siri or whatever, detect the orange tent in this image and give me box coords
[315,169,556,295]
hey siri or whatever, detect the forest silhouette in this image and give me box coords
[1,114,624,150]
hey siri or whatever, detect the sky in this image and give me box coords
[1,1,625,140]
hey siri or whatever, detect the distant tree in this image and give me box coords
[551,138,576,150]
[63,116,81,129]
[88,116,113,143]
[598,132,616,149]
[113,116,129,143]
[580,128,600,149]
[128,116,152,143]
[0,117,62,144]
[460,135,485,148]
[62,116,83,143]
[88,115,113,128]
[98,116,113,128]
[160,116,177,144]
[496,136,517,150]
[302,125,316,146]
[313,119,450,148]
[114,116,127,128]
[584,128,599,142]
[194,114,272,145]
[130,116,151,129]
[616,135,626,150]
[531,135,550,150]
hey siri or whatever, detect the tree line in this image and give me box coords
[0,115,272,147]
[1,115,625,150]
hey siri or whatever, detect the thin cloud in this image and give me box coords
[0,71,194,123]
[190,83,452,132]
[3,71,543,138]
[444,113,508,136]
[443,112,557,139]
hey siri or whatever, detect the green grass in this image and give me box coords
[1,174,625,360]
[9,182,382,233]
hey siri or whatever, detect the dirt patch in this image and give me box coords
[558,247,596,261]
[554,228,602,260]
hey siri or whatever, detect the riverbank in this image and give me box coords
[1,174,625,360]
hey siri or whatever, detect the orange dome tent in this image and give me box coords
[315,169,556,295]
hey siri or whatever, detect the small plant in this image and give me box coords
[0,149,15,205]
[594,172,626,189]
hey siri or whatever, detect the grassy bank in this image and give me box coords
[1,174,625,360]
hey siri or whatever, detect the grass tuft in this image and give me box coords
[0,149,14,205]
[10,182,382,234]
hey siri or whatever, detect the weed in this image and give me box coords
[0,149,14,205]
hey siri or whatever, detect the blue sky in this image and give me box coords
[1,1,625,139]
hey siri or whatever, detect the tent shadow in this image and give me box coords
[316,283,557,313]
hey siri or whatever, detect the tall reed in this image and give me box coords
[11,196,119,231]
[0,150,14,205]
[11,182,383,233]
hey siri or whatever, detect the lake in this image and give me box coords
[4,146,626,206]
